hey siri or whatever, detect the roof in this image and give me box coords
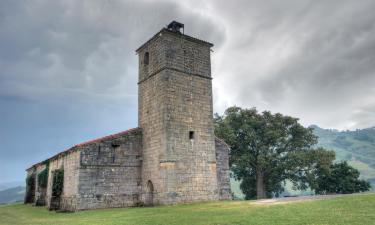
[136,28,213,53]
[26,127,141,171]
[74,127,140,147]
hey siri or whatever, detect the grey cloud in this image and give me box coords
[0,0,225,182]
[0,0,225,102]
[208,0,375,129]
[1,0,374,183]
[258,1,375,109]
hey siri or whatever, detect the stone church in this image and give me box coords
[25,21,231,211]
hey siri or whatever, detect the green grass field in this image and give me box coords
[1,194,374,225]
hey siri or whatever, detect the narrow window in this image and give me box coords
[97,146,101,160]
[112,143,120,163]
[112,147,116,163]
[144,52,149,65]
[189,131,195,140]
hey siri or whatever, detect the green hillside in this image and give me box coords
[1,194,374,225]
[312,125,375,186]
[0,187,24,205]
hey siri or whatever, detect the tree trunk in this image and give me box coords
[256,169,267,199]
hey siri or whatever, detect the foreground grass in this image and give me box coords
[1,194,374,225]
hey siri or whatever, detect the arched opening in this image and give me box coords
[144,52,149,65]
[36,167,48,206]
[145,180,154,206]
[24,174,36,204]
[49,169,64,210]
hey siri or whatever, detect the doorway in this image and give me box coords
[145,180,154,206]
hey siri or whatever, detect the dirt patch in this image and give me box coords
[254,194,344,205]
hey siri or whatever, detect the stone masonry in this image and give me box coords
[25,21,231,211]
[137,27,219,204]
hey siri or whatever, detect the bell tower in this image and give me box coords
[137,21,218,204]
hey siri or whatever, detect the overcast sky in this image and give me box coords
[1,0,375,183]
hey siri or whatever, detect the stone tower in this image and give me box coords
[136,21,219,205]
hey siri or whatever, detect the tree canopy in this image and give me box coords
[308,161,370,194]
[214,106,370,199]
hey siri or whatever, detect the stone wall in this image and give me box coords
[138,29,212,83]
[138,29,219,204]
[34,164,47,206]
[46,150,80,211]
[138,65,167,205]
[25,164,48,205]
[76,129,142,210]
[159,69,218,203]
[25,168,36,204]
[163,31,212,78]
[215,137,232,200]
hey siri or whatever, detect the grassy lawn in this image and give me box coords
[1,194,374,225]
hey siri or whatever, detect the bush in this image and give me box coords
[314,161,371,194]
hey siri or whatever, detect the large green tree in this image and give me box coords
[214,107,333,199]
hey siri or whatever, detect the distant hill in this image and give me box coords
[0,181,24,191]
[311,125,375,187]
[0,186,25,205]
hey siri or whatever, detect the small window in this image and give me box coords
[112,144,120,163]
[189,131,195,140]
[144,52,149,65]
[97,146,101,160]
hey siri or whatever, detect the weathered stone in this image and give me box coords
[25,22,231,211]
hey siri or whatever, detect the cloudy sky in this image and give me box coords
[1,0,375,183]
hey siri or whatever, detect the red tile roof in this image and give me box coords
[26,127,141,170]
[74,127,140,147]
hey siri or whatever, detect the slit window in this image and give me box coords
[189,131,195,140]
[144,52,149,65]
[112,143,120,163]
[97,146,101,160]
